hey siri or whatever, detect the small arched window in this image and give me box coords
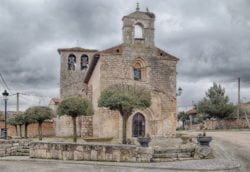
[132,58,146,81]
[68,54,76,70]
[81,54,89,70]
[133,63,142,80]
[132,113,145,137]
[134,24,143,39]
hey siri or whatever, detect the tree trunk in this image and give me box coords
[118,106,131,144]
[24,123,28,138]
[19,125,22,138]
[182,120,185,130]
[72,116,77,143]
[122,115,128,144]
[15,125,18,136]
[244,111,250,129]
[38,122,42,140]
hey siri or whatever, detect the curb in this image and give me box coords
[0,156,241,172]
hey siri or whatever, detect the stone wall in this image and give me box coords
[59,49,97,99]
[0,139,30,157]
[92,108,121,142]
[30,142,153,162]
[93,48,177,139]
[54,116,80,137]
[0,121,55,138]
[29,141,207,162]
[81,116,93,137]
[189,119,249,130]
[54,116,93,137]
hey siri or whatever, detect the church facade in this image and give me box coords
[55,7,179,143]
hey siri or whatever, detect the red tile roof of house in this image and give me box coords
[50,98,60,104]
[186,109,198,115]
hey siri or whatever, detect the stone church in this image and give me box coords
[55,6,179,143]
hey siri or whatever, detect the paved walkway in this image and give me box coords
[181,130,250,172]
[200,131,250,172]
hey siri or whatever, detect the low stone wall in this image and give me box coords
[0,139,30,157]
[30,142,153,162]
[189,119,249,130]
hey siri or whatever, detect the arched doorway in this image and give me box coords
[132,113,145,137]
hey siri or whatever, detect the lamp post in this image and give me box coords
[176,87,183,97]
[176,87,183,128]
[2,90,9,139]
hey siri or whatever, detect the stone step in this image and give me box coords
[153,152,192,158]
[16,149,29,153]
[151,158,178,162]
[10,152,29,156]
[20,146,29,149]
[16,145,30,149]
[154,148,194,154]
[153,153,178,159]
[151,157,193,162]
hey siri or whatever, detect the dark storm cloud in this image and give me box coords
[0,0,249,110]
[152,0,250,86]
[0,0,129,110]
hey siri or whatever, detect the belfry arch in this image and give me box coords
[134,23,144,39]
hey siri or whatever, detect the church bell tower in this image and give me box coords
[122,3,155,48]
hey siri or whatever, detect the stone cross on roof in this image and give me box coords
[136,2,140,11]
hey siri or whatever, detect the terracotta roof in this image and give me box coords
[99,44,123,55]
[186,109,197,115]
[156,47,179,61]
[84,43,124,84]
[83,45,179,84]
[57,47,98,54]
[84,54,100,84]
[240,102,250,107]
[51,98,60,104]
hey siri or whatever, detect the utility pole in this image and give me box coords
[237,78,240,119]
[16,92,19,112]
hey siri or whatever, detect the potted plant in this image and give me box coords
[197,131,212,146]
[137,134,151,147]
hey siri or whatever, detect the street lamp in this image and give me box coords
[2,90,9,139]
[176,87,183,125]
[176,87,183,97]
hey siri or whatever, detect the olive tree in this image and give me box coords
[98,84,151,144]
[22,112,34,138]
[177,111,189,129]
[14,112,25,138]
[57,97,93,142]
[26,106,54,140]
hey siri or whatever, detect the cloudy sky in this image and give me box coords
[0,0,250,111]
